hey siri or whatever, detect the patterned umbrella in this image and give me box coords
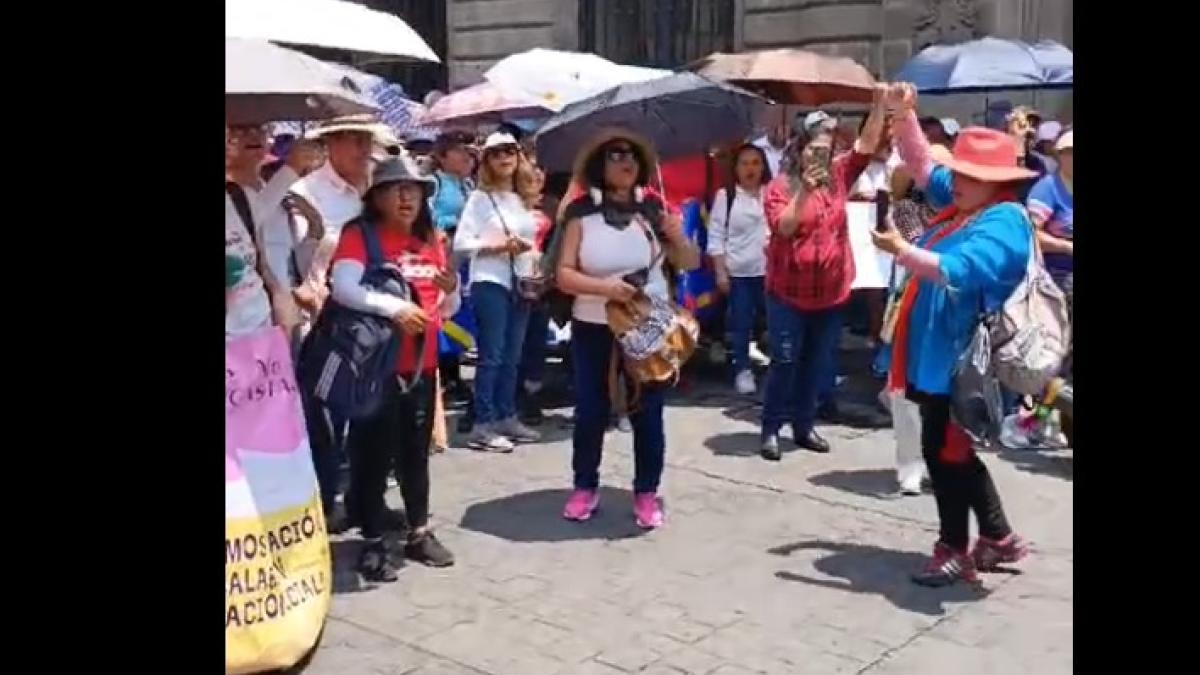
[421,81,553,127]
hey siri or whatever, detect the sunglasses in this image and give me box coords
[605,146,636,163]
[486,145,520,157]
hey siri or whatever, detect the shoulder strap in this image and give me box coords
[359,220,386,269]
[631,213,666,272]
[724,186,736,224]
[226,182,254,234]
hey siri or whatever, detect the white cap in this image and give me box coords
[1054,130,1073,152]
[482,132,519,151]
[804,111,833,132]
[939,118,961,137]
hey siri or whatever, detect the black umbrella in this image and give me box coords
[534,72,766,172]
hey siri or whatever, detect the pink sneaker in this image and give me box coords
[633,492,664,529]
[563,489,600,521]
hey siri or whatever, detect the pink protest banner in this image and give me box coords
[225,327,330,674]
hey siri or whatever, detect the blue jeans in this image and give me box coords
[571,321,666,494]
[518,306,550,388]
[762,295,844,438]
[727,276,765,373]
[471,281,531,425]
[818,308,843,406]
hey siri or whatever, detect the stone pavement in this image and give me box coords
[302,381,1072,675]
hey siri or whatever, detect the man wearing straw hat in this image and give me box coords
[289,114,392,533]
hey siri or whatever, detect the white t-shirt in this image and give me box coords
[706,185,768,278]
[453,189,539,290]
[753,135,786,178]
[850,151,902,198]
[573,211,668,325]
[225,167,300,338]
[290,160,364,240]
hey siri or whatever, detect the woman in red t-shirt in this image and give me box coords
[329,156,459,581]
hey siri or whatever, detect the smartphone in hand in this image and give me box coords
[875,189,891,233]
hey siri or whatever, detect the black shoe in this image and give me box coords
[816,401,840,423]
[456,408,475,434]
[358,541,400,582]
[325,501,351,534]
[405,531,455,567]
[518,391,545,426]
[761,434,782,461]
[795,430,830,454]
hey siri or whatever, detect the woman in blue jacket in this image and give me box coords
[872,84,1034,587]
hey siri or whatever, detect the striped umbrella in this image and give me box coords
[421,81,552,127]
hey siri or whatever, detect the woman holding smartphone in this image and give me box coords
[758,87,889,461]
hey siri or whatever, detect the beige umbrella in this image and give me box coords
[687,49,877,106]
[225,38,379,125]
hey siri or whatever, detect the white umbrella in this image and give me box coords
[225,38,379,125]
[483,49,670,112]
[225,0,440,63]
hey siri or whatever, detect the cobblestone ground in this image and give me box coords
[302,367,1072,675]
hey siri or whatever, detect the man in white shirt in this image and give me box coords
[291,115,387,240]
[751,122,788,177]
[287,115,392,533]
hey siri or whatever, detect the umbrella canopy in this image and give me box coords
[484,49,671,112]
[225,0,440,63]
[225,38,379,125]
[895,37,1073,93]
[421,81,553,127]
[687,49,877,105]
[534,72,764,172]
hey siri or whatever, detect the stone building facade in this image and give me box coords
[442,0,1072,120]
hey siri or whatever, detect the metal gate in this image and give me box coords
[578,0,735,68]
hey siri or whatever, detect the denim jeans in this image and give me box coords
[762,295,844,438]
[517,305,550,389]
[471,281,531,425]
[727,276,765,373]
[818,307,843,406]
[571,321,666,494]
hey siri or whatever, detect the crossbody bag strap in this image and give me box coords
[227,181,277,312]
[631,213,666,273]
[485,191,521,281]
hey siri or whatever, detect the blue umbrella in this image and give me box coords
[895,37,1073,93]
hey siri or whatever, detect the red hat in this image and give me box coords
[941,128,1038,183]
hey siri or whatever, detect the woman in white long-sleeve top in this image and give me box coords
[453,132,543,453]
[707,143,772,396]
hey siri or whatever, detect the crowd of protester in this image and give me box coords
[226,82,1072,587]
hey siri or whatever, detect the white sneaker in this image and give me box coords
[735,370,756,395]
[748,342,771,367]
[495,417,541,443]
[468,424,515,453]
[899,475,923,496]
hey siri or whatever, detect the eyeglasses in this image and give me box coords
[605,146,635,163]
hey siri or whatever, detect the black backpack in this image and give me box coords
[297,221,424,420]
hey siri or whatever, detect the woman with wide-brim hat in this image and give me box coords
[329,155,460,581]
[555,128,701,529]
[871,83,1034,587]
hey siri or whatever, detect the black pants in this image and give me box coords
[347,375,436,540]
[915,392,1012,551]
[301,391,341,513]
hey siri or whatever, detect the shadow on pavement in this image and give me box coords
[460,487,645,542]
[768,540,988,616]
[704,431,764,457]
[995,449,1073,481]
[808,469,908,500]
